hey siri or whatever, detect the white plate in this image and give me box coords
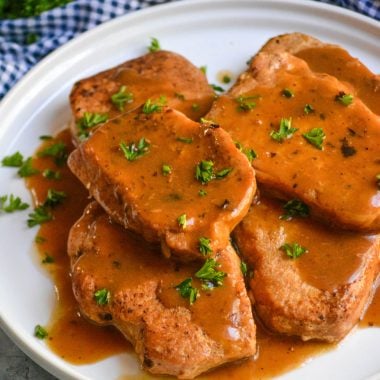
[0,0,379,379]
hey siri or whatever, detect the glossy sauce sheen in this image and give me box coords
[27,128,333,378]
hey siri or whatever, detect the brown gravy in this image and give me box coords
[26,128,376,378]
[360,285,380,328]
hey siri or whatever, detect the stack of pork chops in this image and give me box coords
[67,33,380,378]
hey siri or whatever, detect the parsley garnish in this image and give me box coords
[195,258,226,288]
[38,142,68,166]
[43,189,66,208]
[215,167,232,179]
[42,255,54,264]
[34,325,48,340]
[270,118,297,142]
[235,142,257,163]
[211,84,224,93]
[192,103,200,111]
[94,288,110,305]
[198,189,207,197]
[111,85,133,111]
[35,235,46,244]
[280,199,310,220]
[304,104,314,114]
[174,92,185,100]
[0,194,29,213]
[198,237,212,256]
[195,160,214,184]
[200,118,219,128]
[42,169,61,180]
[303,127,325,150]
[282,88,294,98]
[148,37,161,53]
[235,95,257,111]
[142,96,166,114]
[335,91,353,106]
[27,206,53,227]
[77,112,108,140]
[240,261,248,277]
[177,214,187,229]
[18,157,39,177]
[39,135,52,140]
[175,278,198,305]
[2,151,24,167]
[222,75,231,84]
[162,164,172,176]
[280,242,308,259]
[200,66,207,74]
[176,136,193,144]
[120,138,150,161]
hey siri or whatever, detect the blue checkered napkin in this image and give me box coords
[317,0,380,19]
[0,0,171,100]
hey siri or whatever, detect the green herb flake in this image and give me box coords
[18,157,39,177]
[77,112,108,140]
[195,258,226,288]
[222,75,231,84]
[39,135,53,140]
[142,96,166,114]
[335,91,354,106]
[37,142,68,166]
[148,37,161,53]
[34,325,48,340]
[211,84,224,93]
[280,199,310,220]
[176,136,193,144]
[235,142,257,163]
[198,189,207,197]
[304,104,314,114]
[177,213,187,229]
[35,235,46,244]
[200,66,207,75]
[240,261,248,277]
[43,189,66,208]
[282,88,294,98]
[280,243,308,259]
[200,118,219,128]
[111,85,133,111]
[195,160,214,184]
[198,237,212,256]
[235,95,258,112]
[174,92,185,101]
[2,152,24,167]
[42,254,54,264]
[175,278,198,305]
[27,206,53,227]
[26,33,38,44]
[42,169,61,180]
[94,288,111,306]
[303,127,326,150]
[270,118,297,142]
[162,164,172,176]
[0,194,29,213]
[191,103,200,111]
[120,138,150,161]
[215,167,232,179]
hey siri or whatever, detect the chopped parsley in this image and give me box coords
[198,189,207,197]
[222,75,231,84]
[42,254,54,264]
[200,66,207,74]
[1,151,24,167]
[335,91,354,106]
[211,84,224,93]
[282,88,294,98]
[94,288,110,305]
[26,33,38,44]
[240,261,248,277]
[303,127,326,150]
[120,138,150,161]
[39,135,53,140]
[174,92,185,100]
[304,104,314,114]
[177,213,187,229]
[43,189,66,208]
[27,206,53,227]
[77,112,108,140]
[198,237,212,256]
[34,325,48,340]
[0,194,29,213]
[148,37,161,53]
[200,118,219,128]
[215,167,232,179]
[142,96,166,114]
[270,118,297,142]
[280,242,308,259]
[195,258,226,288]
[175,278,198,305]
[35,235,46,244]
[162,164,172,176]
[38,141,68,166]
[235,95,257,112]
[111,85,133,111]
[192,103,200,111]
[176,136,193,144]
[18,157,39,177]
[42,169,61,180]
[280,199,310,220]
[195,160,214,184]
[235,142,257,163]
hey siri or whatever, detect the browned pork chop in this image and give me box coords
[207,52,380,232]
[234,196,380,342]
[70,50,215,141]
[68,106,255,261]
[259,33,380,114]
[68,202,256,379]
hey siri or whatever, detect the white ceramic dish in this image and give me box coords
[0,0,379,379]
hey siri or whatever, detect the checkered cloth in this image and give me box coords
[0,0,379,100]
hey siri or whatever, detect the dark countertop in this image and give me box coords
[0,328,56,380]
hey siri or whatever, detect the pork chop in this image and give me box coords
[206,52,380,232]
[69,50,215,141]
[233,196,379,342]
[68,106,255,261]
[68,202,256,379]
[259,33,380,114]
